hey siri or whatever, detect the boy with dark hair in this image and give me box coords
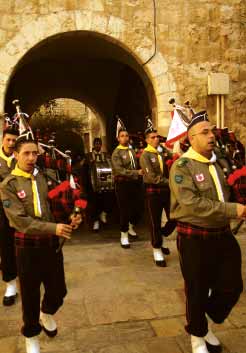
[111,120,143,248]
[1,133,81,353]
[140,121,176,267]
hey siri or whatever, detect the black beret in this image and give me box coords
[187,111,209,131]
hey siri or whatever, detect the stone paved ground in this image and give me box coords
[0,222,246,353]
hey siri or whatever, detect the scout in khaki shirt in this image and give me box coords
[111,119,143,248]
[1,133,81,353]
[0,126,19,306]
[140,121,176,267]
[169,111,244,353]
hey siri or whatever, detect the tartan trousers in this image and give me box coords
[16,244,67,337]
[177,222,243,337]
[0,209,17,283]
[115,180,143,232]
[145,185,176,248]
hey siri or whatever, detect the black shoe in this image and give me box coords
[128,233,139,241]
[42,325,58,338]
[161,247,170,255]
[3,293,17,306]
[121,244,131,249]
[155,260,167,267]
[206,341,222,353]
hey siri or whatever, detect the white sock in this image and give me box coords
[121,232,129,246]
[93,220,100,230]
[204,314,220,346]
[5,279,17,297]
[153,248,164,262]
[162,236,165,248]
[25,336,40,353]
[204,329,220,346]
[128,223,137,236]
[191,335,209,353]
[100,211,107,223]
[40,312,57,331]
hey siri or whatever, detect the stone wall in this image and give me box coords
[0,0,245,139]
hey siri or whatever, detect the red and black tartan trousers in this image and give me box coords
[177,222,243,337]
[145,184,176,248]
[15,234,67,338]
[0,205,17,283]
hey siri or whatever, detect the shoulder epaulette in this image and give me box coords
[177,157,189,168]
[1,174,16,187]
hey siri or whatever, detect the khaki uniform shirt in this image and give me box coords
[140,151,168,186]
[169,157,238,228]
[0,172,57,236]
[0,154,16,225]
[0,156,16,182]
[111,147,139,180]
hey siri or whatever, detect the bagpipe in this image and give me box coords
[214,128,246,234]
[10,100,88,248]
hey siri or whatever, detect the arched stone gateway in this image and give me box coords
[0,10,176,144]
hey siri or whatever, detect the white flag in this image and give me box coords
[166,109,187,147]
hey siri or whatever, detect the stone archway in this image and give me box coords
[0,10,177,140]
[31,98,107,153]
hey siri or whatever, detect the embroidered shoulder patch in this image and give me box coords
[17,190,26,199]
[175,175,183,184]
[195,173,205,182]
[2,199,11,208]
[177,158,189,168]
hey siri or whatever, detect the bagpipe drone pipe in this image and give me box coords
[215,128,246,235]
[211,127,246,209]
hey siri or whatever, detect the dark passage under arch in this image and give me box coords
[4,30,156,149]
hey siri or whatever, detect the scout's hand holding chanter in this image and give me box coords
[56,198,87,253]
[70,199,87,230]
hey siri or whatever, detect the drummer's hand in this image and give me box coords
[138,169,144,176]
[56,224,72,239]
[70,214,82,229]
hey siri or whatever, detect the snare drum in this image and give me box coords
[90,159,114,192]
